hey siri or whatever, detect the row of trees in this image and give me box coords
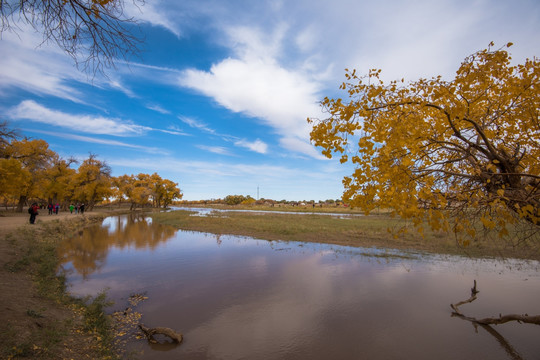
[185,197,345,207]
[0,122,182,211]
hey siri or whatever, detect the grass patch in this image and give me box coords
[1,216,121,359]
[151,209,540,260]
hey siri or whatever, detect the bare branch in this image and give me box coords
[451,281,540,326]
[0,0,143,75]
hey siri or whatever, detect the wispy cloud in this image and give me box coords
[234,139,268,154]
[196,145,234,156]
[8,100,151,136]
[32,130,170,155]
[0,32,84,103]
[147,104,171,114]
[157,126,189,136]
[178,115,217,134]
[109,79,137,98]
[125,1,183,37]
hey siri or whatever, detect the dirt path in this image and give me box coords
[0,209,125,358]
[0,210,100,236]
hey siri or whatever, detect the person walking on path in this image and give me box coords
[28,202,39,224]
[79,203,85,214]
[69,204,74,214]
[48,203,53,215]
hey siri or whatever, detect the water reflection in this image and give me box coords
[60,215,540,360]
[58,214,176,278]
[173,206,365,218]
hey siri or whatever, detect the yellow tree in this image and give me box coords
[0,122,22,207]
[113,173,182,209]
[1,139,55,211]
[133,173,153,207]
[43,155,77,207]
[114,173,152,209]
[147,173,182,208]
[159,178,182,208]
[111,174,134,208]
[309,44,539,243]
[0,157,26,207]
[72,154,112,210]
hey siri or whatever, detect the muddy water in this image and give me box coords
[59,214,540,360]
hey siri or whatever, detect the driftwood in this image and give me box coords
[450,280,540,326]
[138,324,183,344]
[450,280,540,360]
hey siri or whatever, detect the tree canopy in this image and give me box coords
[0,124,182,210]
[309,44,539,244]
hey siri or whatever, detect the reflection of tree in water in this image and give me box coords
[58,214,177,278]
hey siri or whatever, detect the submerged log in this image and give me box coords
[450,280,540,326]
[138,324,183,344]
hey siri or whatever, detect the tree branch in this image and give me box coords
[450,280,540,326]
[138,323,183,344]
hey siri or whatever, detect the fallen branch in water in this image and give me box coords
[450,280,540,326]
[138,324,183,344]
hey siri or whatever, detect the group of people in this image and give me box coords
[28,202,86,224]
[46,203,85,215]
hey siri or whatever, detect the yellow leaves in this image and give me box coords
[480,216,496,229]
[309,43,539,244]
[485,162,497,172]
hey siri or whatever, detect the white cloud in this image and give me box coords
[147,104,171,114]
[178,115,217,134]
[125,1,182,37]
[33,130,170,155]
[0,23,140,103]
[279,137,326,160]
[108,79,137,98]
[179,56,322,157]
[158,126,189,136]
[196,145,233,156]
[0,33,84,102]
[234,139,268,154]
[8,100,151,136]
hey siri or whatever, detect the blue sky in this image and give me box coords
[1,0,539,201]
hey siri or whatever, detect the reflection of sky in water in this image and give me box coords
[61,215,540,360]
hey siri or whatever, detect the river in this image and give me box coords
[58,212,540,359]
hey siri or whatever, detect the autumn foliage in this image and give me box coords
[309,44,539,243]
[0,123,182,211]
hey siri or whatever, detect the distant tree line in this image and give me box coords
[0,122,182,211]
[182,197,345,207]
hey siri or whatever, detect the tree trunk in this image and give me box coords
[17,195,27,213]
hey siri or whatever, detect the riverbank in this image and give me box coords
[0,207,135,359]
[153,207,540,261]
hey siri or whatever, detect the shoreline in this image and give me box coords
[0,207,137,359]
